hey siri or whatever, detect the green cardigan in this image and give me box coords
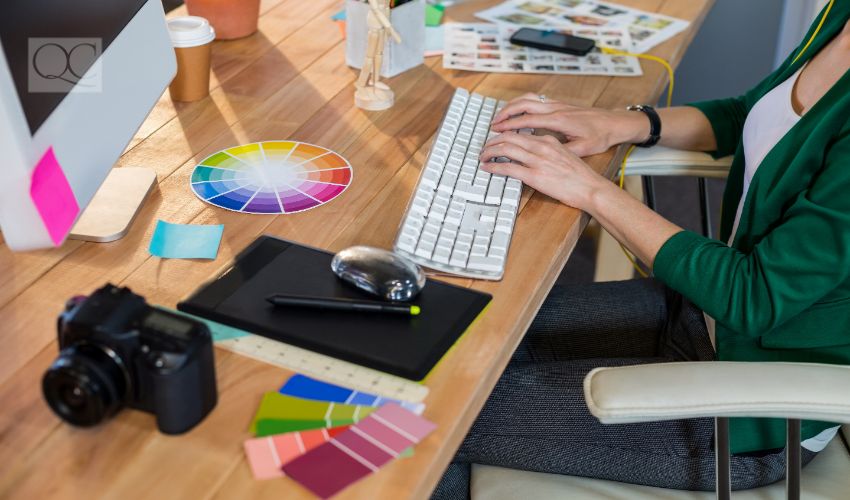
[653,3,850,453]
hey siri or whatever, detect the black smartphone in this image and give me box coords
[509,28,596,56]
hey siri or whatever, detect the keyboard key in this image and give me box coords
[491,231,510,251]
[411,198,430,216]
[433,249,451,265]
[405,212,424,227]
[397,235,417,253]
[467,186,487,203]
[503,184,521,207]
[445,210,463,227]
[421,171,440,190]
[474,171,490,187]
[486,178,505,205]
[468,256,503,272]
[471,244,488,257]
[402,226,419,239]
[456,231,474,245]
[438,173,458,193]
[450,250,468,268]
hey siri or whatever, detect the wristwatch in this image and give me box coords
[626,104,661,148]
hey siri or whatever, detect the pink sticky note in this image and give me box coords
[30,147,79,246]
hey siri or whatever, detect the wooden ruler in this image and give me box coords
[216,334,429,404]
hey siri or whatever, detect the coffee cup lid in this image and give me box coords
[167,16,215,48]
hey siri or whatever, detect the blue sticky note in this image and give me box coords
[280,374,425,414]
[149,220,223,260]
[330,9,346,21]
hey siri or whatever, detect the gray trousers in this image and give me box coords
[431,279,815,499]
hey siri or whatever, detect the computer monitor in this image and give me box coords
[0,0,176,251]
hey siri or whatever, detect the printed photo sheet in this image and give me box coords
[443,23,643,77]
[476,0,690,54]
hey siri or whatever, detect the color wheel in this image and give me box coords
[190,141,353,214]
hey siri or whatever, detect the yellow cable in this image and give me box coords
[601,46,675,278]
[601,47,675,108]
[792,0,834,64]
[617,144,649,278]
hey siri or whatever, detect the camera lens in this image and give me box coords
[42,344,129,427]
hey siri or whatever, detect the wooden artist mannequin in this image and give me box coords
[354,0,402,111]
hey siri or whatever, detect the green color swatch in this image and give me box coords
[250,392,376,437]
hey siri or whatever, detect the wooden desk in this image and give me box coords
[0,1,712,498]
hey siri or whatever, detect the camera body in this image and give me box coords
[43,284,217,434]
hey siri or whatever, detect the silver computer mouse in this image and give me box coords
[331,246,426,302]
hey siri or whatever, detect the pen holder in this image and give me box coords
[345,0,425,78]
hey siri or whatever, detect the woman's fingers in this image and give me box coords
[491,112,567,133]
[480,161,532,183]
[484,129,557,152]
[492,99,561,124]
[479,140,539,166]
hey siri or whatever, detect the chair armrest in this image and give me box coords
[583,361,850,424]
[624,146,733,179]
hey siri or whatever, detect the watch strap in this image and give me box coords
[627,104,661,148]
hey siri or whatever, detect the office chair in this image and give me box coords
[594,146,732,281]
[472,148,850,500]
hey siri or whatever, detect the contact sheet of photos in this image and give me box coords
[443,23,643,76]
[476,0,690,54]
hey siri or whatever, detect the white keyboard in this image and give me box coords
[393,88,529,280]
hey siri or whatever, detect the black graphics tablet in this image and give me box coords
[178,236,491,380]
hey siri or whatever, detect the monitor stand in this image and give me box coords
[68,167,157,243]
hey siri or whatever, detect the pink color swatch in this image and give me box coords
[243,426,349,480]
[282,403,436,498]
[30,147,79,246]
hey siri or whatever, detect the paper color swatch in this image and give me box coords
[280,374,425,415]
[149,220,224,259]
[244,426,349,480]
[251,392,376,437]
[283,403,437,498]
[30,147,80,246]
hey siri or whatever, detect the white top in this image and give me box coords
[728,65,804,243]
[703,64,838,453]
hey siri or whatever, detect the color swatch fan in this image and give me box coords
[190,141,353,214]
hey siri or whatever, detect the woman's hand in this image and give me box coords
[491,93,650,157]
[479,131,610,211]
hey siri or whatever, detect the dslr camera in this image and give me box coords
[42,284,217,434]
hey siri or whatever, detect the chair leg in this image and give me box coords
[642,176,656,211]
[698,177,713,239]
[787,419,801,500]
[716,417,731,500]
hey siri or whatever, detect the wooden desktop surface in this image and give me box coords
[0,0,712,498]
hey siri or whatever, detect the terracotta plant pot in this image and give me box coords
[184,0,261,40]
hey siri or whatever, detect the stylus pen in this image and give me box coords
[265,294,421,316]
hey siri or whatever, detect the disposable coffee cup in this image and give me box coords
[167,16,215,102]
